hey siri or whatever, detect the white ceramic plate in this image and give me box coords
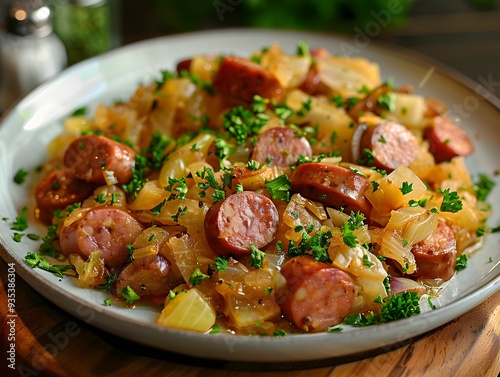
[1,29,499,363]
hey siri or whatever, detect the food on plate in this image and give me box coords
[19,41,494,336]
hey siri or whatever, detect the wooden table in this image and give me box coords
[1,256,499,377]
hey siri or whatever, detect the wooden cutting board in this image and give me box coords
[1,256,499,377]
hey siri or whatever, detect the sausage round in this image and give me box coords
[204,191,279,258]
[116,254,171,297]
[424,115,474,163]
[212,56,284,103]
[358,121,419,172]
[277,255,355,332]
[291,163,372,218]
[59,207,144,268]
[64,134,136,185]
[251,127,312,167]
[34,167,95,224]
[411,222,457,281]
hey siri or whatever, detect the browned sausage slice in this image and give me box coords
[291,163,372,218]
[176,59,192,74]
[64,135,136,185]
[34,167,95,224]
[204,191,279,258]
[116,254,171,297]
[251,127,312,167]
[411,222,457,281]
[59,207,144,268]
[358,121,419,172]
[424,115,474,163]
[277,255,355,332]
[212,56,284,103]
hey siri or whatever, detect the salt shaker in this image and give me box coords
[0,0,67,114]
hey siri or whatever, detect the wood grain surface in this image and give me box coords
[1,256,499,377]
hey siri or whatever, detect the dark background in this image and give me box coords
[0,0,499,97]
[116,0,500,95]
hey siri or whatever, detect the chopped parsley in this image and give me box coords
[344,291,421,326]
[165,177,188,201]
[427,297,436,310]
[342,211,365,248]
[296,98,313,116]
[209,324,221,334]
[370,181,380,192]
[474,173,494,202]
[171,206,188,222]
[121,286,141,304]
[214,256,228,272]
[222,102,268,146]
[71,106,87,116]
[189,267,210,286]
[13,168,28,184]
[362,254,374,268]
[438,188,463,213]
[330,95,343,108]
[377,92,396,112]
[455,254,468,272]
[39,224,58,257]
[249,245,266,269]
[24,252,71,278]
[265,174,291,202]
[400,181,413,195]
[155,70,175,89]
[247,160,264,171]
[196,166,227,204]
[296,40,310,57]
[288,229,332,262]
[11,206,29,232]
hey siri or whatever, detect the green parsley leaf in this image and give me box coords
[179,70,215,95]
[342,211,365,248]
[427,296,436,310]
[104,298,112,306]
[265,174,291,202]
[209,324,221,334]
[214,256,228,272]
[377,92,396,112]
[439,188,463,213]
[13,168,28,184]
[165,177,188,201]
[455,254,468,272]
[11,206,29,231]
[362,254,374,268]
[296,98,313,116]
[474,173,494,202]
[297,40,310,57]
[247,160,264,171]
[249,245,266,269]
[343,312,377,327]
[39,224,58,257]
[330,95,343,108]
[13,233,24,242]
[400,181,413,195]
[189,267,210,286]
[171,206,188,222]
[24,252,71,278]
[380,291,420,323]
[371,180,380,192]
[326,326,343,332]
[121,286,141,304]
[71,106,87,117]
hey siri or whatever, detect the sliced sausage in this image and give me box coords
[348,84,391,121]
[59,207,144,268]
[116,254,171,297]
[424,115,474,163]
[64,135,136,185]
[291,163,372,218]
[411,222,457,281]
[358,121,419,172]
[176,59,192,74]
[35,167,95,224]
[212,56,284,103]
[204,191,279,258]
[251,127,312,167]
[277,255,355,332]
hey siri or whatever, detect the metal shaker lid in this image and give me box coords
[6,0,53,37]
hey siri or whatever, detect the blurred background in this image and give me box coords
[0,0,499,113]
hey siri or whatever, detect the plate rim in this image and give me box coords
[1,28,499,363]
